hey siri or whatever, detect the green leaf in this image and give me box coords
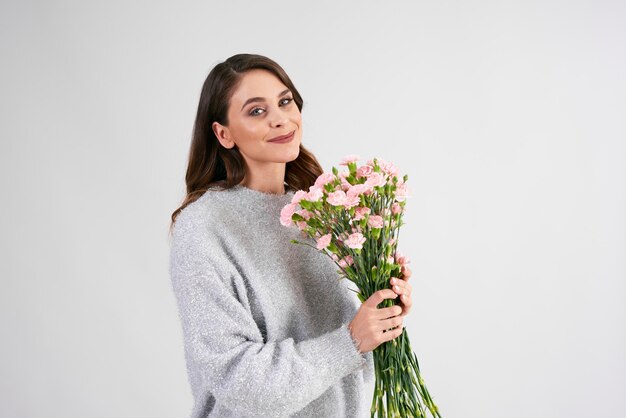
[299,200,313,211]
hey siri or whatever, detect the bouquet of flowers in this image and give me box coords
[280,155,441,418]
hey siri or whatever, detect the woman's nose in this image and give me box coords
[270,112,289,128]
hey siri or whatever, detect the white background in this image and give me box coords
[1,1,624,417]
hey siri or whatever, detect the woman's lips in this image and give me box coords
[268,130,295,143]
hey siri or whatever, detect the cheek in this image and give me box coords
[291,110,302,127]
[233,120,265,140]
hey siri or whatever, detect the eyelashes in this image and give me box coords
[249,97,294,116]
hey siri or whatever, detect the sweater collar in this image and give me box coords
[229,184,295,205]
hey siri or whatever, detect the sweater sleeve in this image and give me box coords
[169,211,368,417]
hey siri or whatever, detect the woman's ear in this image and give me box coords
[212,121,235,149]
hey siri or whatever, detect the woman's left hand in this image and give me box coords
[390,265,413,317]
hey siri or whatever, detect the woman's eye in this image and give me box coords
[249,107,265,116]
[249,98,292,116]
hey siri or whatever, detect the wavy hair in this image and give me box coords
[169,53,323,233]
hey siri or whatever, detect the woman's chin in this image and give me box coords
[284,145,301,162]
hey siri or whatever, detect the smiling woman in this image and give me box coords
[211,68,303,194]
[169,54,323,219]
[168,53,410,418]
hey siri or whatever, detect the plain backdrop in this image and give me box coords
[1,1,624,417]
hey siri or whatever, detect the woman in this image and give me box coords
[169,53,413,417]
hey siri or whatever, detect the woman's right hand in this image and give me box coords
[347,289,404,353]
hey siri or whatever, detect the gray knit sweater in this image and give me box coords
[169,184,375,417]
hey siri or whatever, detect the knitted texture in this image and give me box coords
[169,184,375,417]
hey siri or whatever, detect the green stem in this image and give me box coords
[370,330,442,418]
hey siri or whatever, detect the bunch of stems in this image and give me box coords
[357,288,441,418]
[291,163,441,417]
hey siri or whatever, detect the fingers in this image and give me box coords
[390,277,412,296]
[401,265,412,280]
[382,325,404,343]
[390,278,412,303]
[379,314,404,332]
[364,288,398,308]
[399,293,413,316]
[389,276,413,317]
[355,289,407,352]
[377,304,403,319]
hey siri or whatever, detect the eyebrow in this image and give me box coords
[240,88,292,111]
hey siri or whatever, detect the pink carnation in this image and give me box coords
[391,202,402,215]
[291,190,309,204]
[338,255,354,268]
[365,172,386,188]
[367,215,384,229]
[356,165,373,178]
[377,158,399,177]
[339,154,360,166]
[395,181,409,202]
[327,190,347,206]
[395,251,411,267]
[314,172,335,188]
[345,232,366,249]
[296,221,308,231]
[316,233,332,250]
[343,194,361,208]
[280,203,297,226]
[307,185,324,202]
[354,206,371,220]
[347,183,373,198]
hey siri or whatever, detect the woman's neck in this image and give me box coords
[238,161,287,195]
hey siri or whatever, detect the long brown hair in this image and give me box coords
[169,53,323,233]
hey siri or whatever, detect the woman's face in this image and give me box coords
[212,69,302,169]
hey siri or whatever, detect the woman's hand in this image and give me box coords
[390,265,413,317]
[348,289,404,353]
